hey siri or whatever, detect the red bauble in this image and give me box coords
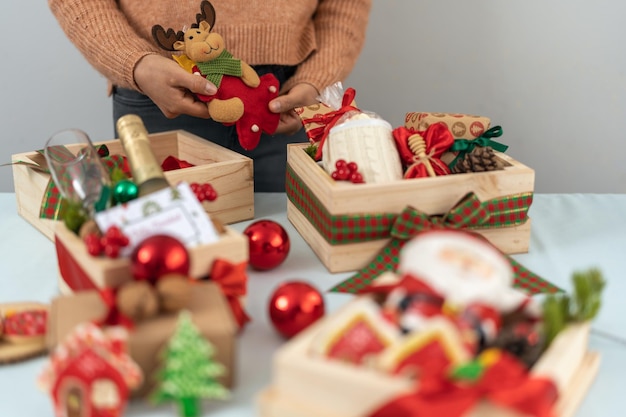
[130,235,190,282]
[268,281,325,338]
[244,220,290,270]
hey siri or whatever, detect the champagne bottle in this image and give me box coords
[116,114,171,197]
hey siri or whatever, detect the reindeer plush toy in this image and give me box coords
[152,0,280,150]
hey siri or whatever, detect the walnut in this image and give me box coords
[116,281,159,321]
[156,274,192,313]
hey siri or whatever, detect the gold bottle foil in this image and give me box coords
[116,114,170,196]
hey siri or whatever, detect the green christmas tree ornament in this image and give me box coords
[150,310,229,417]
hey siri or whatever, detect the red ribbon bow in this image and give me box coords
[369,351,558,417]
[301,88,360,160]
[392,123,455,178]
[209,259,251,330]
[94,287,135,329]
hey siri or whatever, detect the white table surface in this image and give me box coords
[0,192,625,417]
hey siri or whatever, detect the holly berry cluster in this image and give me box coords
[190,182,218,202]
[83,226,130,258]
[331,160,364,183]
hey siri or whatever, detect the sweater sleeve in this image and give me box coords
[281,0,372,95]
[48,0,161,90]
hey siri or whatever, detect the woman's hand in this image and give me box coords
[133,54,217,119]
[269,83,319,135]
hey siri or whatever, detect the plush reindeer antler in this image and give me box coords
[194,0,216,30]
[152,26,184,51]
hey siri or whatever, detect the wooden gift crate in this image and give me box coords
[257,289,600,417]
[54,222,248,293]
[12,130,254,241]
[48,282,237,397]
[286,143,534,273]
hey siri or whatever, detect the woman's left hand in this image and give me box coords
[269,83,319,135]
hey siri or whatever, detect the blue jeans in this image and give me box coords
[112,65,308,192]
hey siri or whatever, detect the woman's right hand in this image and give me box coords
[133,54,217,119]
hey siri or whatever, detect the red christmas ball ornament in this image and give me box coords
[268,281,325,338]
[130,235,190,282]
[244,220,290,270]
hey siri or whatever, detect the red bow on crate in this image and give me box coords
[392,123,455,179]
[209,259,251,329]
[368,350,558,417]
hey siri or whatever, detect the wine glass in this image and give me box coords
[43,129,111,217]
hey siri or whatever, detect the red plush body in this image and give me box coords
[194,72,280,150]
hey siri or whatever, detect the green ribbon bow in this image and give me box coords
[449,126,508,168]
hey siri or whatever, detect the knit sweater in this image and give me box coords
[48,0,372,94]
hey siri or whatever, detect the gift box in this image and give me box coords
[286,142,534,273]
[46,281,237,397]
[405,112,491,140]
[257,272,600,417]
[54,221,248,293]
[11,130,254,241]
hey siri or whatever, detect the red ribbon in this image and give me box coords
[209,259,251,330]
[369,351,558,417]
[93,287,134,329]
[161,155,195,171]
[392,123,454,178]
[55,236,99,292]
[300,88,360,160]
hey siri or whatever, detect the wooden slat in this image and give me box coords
[287,200,531,273]
[287,143,535,215]
[54,222,248,290]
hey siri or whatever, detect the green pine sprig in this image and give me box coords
[303,144,318,160]
[542,268,605,345]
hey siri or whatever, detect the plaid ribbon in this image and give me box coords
[39,146,128,220]
[330,216,561,296]
[286,164,532,245]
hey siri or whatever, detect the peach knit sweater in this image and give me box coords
[48,0,372,94]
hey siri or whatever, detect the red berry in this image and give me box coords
[335,159,347,170]
[104,243,120,258]
[350,172,364,183]
[84,233,103,256]
[331,171,340,180]
[347,162,358,173]
[336,168,351,180]
[206,188,218,201]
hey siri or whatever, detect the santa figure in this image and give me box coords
[383,230,540,349]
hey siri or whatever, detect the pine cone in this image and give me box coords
[451,146,504,174]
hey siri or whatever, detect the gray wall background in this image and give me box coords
[2,0,625,193]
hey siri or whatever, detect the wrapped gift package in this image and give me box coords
[405,112,491,139]
[47,282,237,397]
[257,274,600,417]
[286,142,534,273]
[11,130,254,241]
[54,222,248,293]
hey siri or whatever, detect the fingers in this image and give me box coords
[186,73,217,96]
[269,83,319,114]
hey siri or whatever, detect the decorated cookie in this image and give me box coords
[0,302,48,363]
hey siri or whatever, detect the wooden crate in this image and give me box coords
[257,289,600,417]
[12,130,254,241]
[54,222,248,292]
[286,143,534,273]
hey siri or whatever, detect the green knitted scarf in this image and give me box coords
[196,50,243,87]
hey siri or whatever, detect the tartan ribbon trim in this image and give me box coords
[330,236,562,296]
[286,163,532,246]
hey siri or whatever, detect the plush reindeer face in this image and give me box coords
[152,0,222,62]
[172,20,225,63]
